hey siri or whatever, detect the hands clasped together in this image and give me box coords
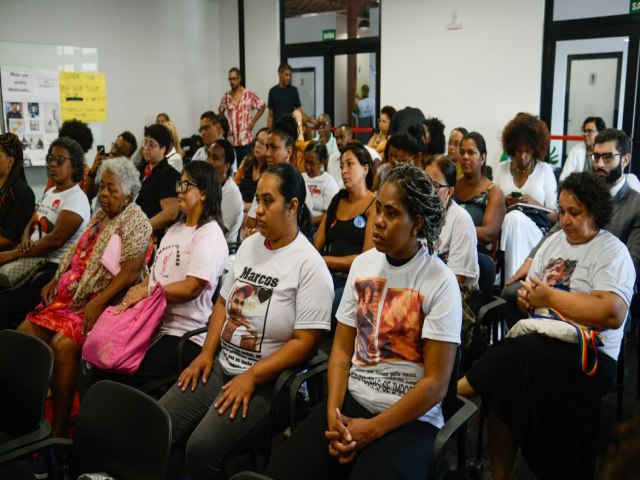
[324,407,378,465]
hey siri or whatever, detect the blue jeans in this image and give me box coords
[159,361,278,480]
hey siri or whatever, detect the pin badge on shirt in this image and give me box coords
[354,215,366,228]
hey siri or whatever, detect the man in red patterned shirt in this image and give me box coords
[219,67,266,169]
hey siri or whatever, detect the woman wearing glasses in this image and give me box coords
[19,156,152,437]
[137,123,181,246]
[0,137,91,327]
[100,161,228,388]
[425,155,479,285]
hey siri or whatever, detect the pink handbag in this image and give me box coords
[82,284,167,374]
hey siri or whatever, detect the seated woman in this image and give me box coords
[99,161,228,388]
[264,163,462,480]
[0,137,91,326]
[425,154,478,285]
[447,126,468,178]
[0,132,35,252]
[495,113,558,280]
[159,163,333,480]
[235,127,269,212]
[422,116,446,164]
[137,123,180,246]
[458,172,634,479]
[453,131,505,255]
[315,143,376,324]
[366,105,396,160]
[372,126,425,191]
[18,157,152,437]
[302,140,339,227]
[207,138,243,243]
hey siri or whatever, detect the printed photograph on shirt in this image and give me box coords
[541,257,577,290]
[221,280,272,352]
[377,288,424,363]
[354,277,385,366]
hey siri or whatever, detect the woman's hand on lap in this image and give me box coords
[179,352,214,392]
[215,370,257,420]
[41,280,57,306]
[520,276,551,308]
[115,284,147,313]
[82,298,106,334]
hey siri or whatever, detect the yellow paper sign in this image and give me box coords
[59,72,107,123]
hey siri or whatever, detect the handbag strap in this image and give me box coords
[531,307,603,377]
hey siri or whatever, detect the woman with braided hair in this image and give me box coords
[264,163,462,480]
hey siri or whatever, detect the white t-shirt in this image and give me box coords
[191,145,208,162]
[560,143,588,181]
[529,229,635,360]
[337,246,462,429]
[30,184,91,263]
[327,146,381,189]
[437,201,479,285]
[302,171,339,217]
[166,148,183,173]
[494,160,557,209]
[151,221,228,346]
[221,179,244,243]
[218,232,333,376]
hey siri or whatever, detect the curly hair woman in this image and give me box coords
[264,163,462,480]
[495,113,558,279]
[458,172,634,479]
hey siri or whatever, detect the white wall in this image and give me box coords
[0,0,233,196]
[243,0,280,131]
[381,0,545,167]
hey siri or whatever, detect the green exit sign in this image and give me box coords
[632,1,640,14]
[323,29,336,41]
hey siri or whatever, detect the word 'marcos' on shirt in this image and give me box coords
[240,267,279,288]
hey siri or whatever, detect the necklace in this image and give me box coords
[511,159,535,176]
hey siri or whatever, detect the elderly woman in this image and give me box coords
[425,154,479,285]
[264,164,461,480]
[0,132,35,252]
[18,157,152,437]
[0,137,90,327]
[458,172,635,479]
[494,113,558,280]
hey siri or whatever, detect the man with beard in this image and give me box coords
[501,128,640,327]
[219,67,265,166]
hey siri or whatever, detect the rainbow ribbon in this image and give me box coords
[530,308,603,377]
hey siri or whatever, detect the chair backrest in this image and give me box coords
[0,330,53,437]
[477,253,496,298]
[441,346,462,422]
[69,380,171,480]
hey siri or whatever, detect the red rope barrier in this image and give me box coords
[550,134,583,141]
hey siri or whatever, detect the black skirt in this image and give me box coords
[466,333,616,480]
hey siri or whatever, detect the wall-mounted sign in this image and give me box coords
[60,72,107,123]
[323,29,336,41]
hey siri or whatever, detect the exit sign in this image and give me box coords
[632,1,640,14]
[323,29,336,41]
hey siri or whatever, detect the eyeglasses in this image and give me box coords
[142,140,159,149]
[432,181,451,190]
[45,154,71,166]
[591,152,622,164]
[582,129,597,135]
[199,124,214,133]
[111,143,127,156]
[176,180,199,193]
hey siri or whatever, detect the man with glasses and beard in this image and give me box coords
[502,128,640,327]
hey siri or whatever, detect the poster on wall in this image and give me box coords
[1,66,61,167]
[60,72,107,123]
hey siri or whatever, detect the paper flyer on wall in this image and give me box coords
[1,66,61,167]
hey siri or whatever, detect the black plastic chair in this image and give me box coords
[426,347,478,480]
[1,380,172,480]
[0,330,53,462]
